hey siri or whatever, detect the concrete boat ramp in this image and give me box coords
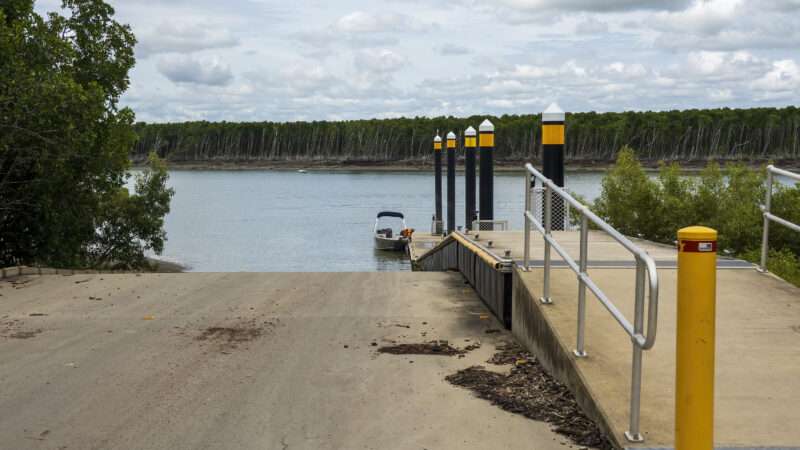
[0,272,573,450]
[2,228,800,449]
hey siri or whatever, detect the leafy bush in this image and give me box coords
[772,183,800,255]
[741,248,800,287]
[594,148,800,285]
[711,165,765,254]
[594,147,664,240]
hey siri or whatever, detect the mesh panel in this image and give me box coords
[531,187,574,231]
[471,220,509,231]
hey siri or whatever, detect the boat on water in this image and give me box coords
[374,211,412,251]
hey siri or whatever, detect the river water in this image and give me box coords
[153,170,606,272]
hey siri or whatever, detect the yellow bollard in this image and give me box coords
[675,226,717,450]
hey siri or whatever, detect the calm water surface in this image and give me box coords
[155,170,606,272]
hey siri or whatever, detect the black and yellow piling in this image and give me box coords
[434,134,443,235]
[464,126,477,230]
[479,119,495,229]
[542,104,565,230]
[446,131,457,234]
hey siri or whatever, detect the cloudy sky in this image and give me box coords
[36,0,800,123]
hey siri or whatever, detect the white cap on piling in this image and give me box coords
[434,134,442,142]
[446,131,456,140]
[479,119,494,132]
[465,126,476,136]
[542,103,565,122]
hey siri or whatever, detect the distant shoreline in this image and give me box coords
[131,159,800,173]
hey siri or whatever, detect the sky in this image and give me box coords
[35,0,800,123]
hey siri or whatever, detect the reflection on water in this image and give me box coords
[373,249,411,271]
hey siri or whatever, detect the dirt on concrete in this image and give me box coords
[195,318,273,351]
[7,329,42,339]
[197,327,263,343]
[1,318,42,340]
[377,340,469,356]
[446,342,613,450]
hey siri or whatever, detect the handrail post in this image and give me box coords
[759,167,773,272]
[574,214,589,357]
[540,184,553,304]
[625,260,646,443]
[524,171,532,270]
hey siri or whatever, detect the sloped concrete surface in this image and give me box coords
[0,272,576,450]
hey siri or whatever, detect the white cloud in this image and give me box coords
[136,21,239,58]
[708,88,734,101]
[334,11,424,33]
[652,0,800,50]
[354,49,406,74]
[439,43,472,56]
[294,10,428,54]
[652,0,740,35]
[686,51,728,75]
[157,56,234,86]
[575,17,609,34]
[604,62,648,78]
[500,0,693,12]
[33,0,799,122]
[752,60,800,92]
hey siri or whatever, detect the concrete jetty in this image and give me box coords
[0,272,574,450]
[411,229,800,449]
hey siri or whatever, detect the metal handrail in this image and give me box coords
[760,165,800,272]
[522,163,659,443]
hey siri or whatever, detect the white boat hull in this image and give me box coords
[374,236,408,251]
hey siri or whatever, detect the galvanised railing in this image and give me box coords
[760,165,800,272]
[522,163,659,443]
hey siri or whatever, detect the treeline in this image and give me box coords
[131,107,800,164]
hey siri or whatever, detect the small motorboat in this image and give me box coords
[374,211,413,251]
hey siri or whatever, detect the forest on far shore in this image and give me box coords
[131,106,800,165]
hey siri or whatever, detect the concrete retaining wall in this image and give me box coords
[511,265,622,449]
[415,237,513,328]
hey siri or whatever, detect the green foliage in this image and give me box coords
[130,107,800,164]
[772,182,800,255]
[706,164,765,254]
[594,147,664,240]
[91,153,174,269]
[0,1,173,269]
[594,149,800,285]
[741,248,800,287]
[655,162,697,239]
